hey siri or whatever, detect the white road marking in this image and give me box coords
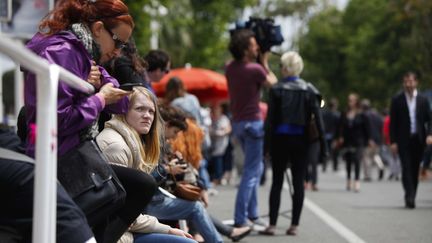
[304,197,367,243]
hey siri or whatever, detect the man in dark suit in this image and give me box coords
[390,71,432,209]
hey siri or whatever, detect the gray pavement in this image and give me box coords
[207,167,432,243]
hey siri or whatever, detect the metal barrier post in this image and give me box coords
[32,64,59,243]
[0,35,93,243]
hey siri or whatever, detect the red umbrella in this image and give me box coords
[152,67,228,103]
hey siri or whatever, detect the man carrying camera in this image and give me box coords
[225,29,277,228]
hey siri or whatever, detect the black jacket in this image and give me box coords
[0,127,25,152]
[390,91,431,148]
[338,112,370,147]
[265,79,327,154]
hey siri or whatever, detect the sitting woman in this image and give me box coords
[96,86,195,243]
[152,104,251,243]
[97,87,222,243]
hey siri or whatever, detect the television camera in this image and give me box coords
[231,17,284,53]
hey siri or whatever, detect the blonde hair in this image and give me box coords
[114,87,163,172]
[280,51,304,76]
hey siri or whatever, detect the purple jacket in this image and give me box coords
[24,31,128,156]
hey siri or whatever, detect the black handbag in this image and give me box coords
[58,140,126,226]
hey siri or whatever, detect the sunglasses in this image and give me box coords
[105,27,127,50]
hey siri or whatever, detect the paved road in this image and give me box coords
[207,168,432,243]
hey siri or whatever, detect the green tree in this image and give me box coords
[126,0,257,70]
[298,7,346,100]
[258,0,316,18]
[342,0,401,107]
[298,0,432,109]
[123,0,152,52]
[390,0,432,84]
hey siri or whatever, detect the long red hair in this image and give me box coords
[169,118,204,169]
[39,0,134,35]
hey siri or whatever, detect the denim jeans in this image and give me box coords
[209,155,224,181]
[232,120,264,226]
[146,195,222,243]
[134,233,196,243]
[199,159,212,189]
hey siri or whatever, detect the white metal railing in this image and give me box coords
[0,36,94,243]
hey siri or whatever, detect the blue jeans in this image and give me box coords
[210,155,224,180]
[146,195,222,243]
[232,120,264,226]
[199,159,212,189]
[134,233,196,243]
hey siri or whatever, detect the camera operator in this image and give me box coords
[225,29,277,228]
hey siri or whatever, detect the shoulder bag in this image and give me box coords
[58,140,126,226]
[170,164,202,201]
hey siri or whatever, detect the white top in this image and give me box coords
[405,89,418,134]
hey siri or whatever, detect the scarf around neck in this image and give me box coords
[105,118,154,173]
[70,23,101,63]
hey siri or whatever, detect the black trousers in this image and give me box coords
[93,165,157,243]
[344,147,363,181]
[269,135,308,226]
[305,141,320,185]
[0,159,94,243]
[398,136,424,202]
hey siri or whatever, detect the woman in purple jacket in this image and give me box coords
[23,1,157,242]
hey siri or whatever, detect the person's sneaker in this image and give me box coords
[248,217,268,231]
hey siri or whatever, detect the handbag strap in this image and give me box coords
[0,148,34,164]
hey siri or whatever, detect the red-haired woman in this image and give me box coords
[23,1,156,242]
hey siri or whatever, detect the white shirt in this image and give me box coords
[405,89,418,134]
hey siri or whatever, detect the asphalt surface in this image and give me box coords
[207,167,432,243]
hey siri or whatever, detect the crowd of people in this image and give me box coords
[1,0,431,242]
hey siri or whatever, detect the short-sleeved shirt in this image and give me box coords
[225,60,267,122]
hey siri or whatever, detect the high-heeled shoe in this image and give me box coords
[286,226,297,236]
[258,225,275,236]
[354,181,360,192]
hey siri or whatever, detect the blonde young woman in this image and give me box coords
[96,87,195,243]
[260,51,326,236]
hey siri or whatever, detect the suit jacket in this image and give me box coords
[390,91,431,148]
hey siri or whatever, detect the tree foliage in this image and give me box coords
[298,7,346,99]
[125,0,257,71]
[298,0,432,109]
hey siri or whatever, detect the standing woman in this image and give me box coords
[338,93,370,192]
[260,51,326,236]
[23,1,156,242]
[164,77,204,126]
